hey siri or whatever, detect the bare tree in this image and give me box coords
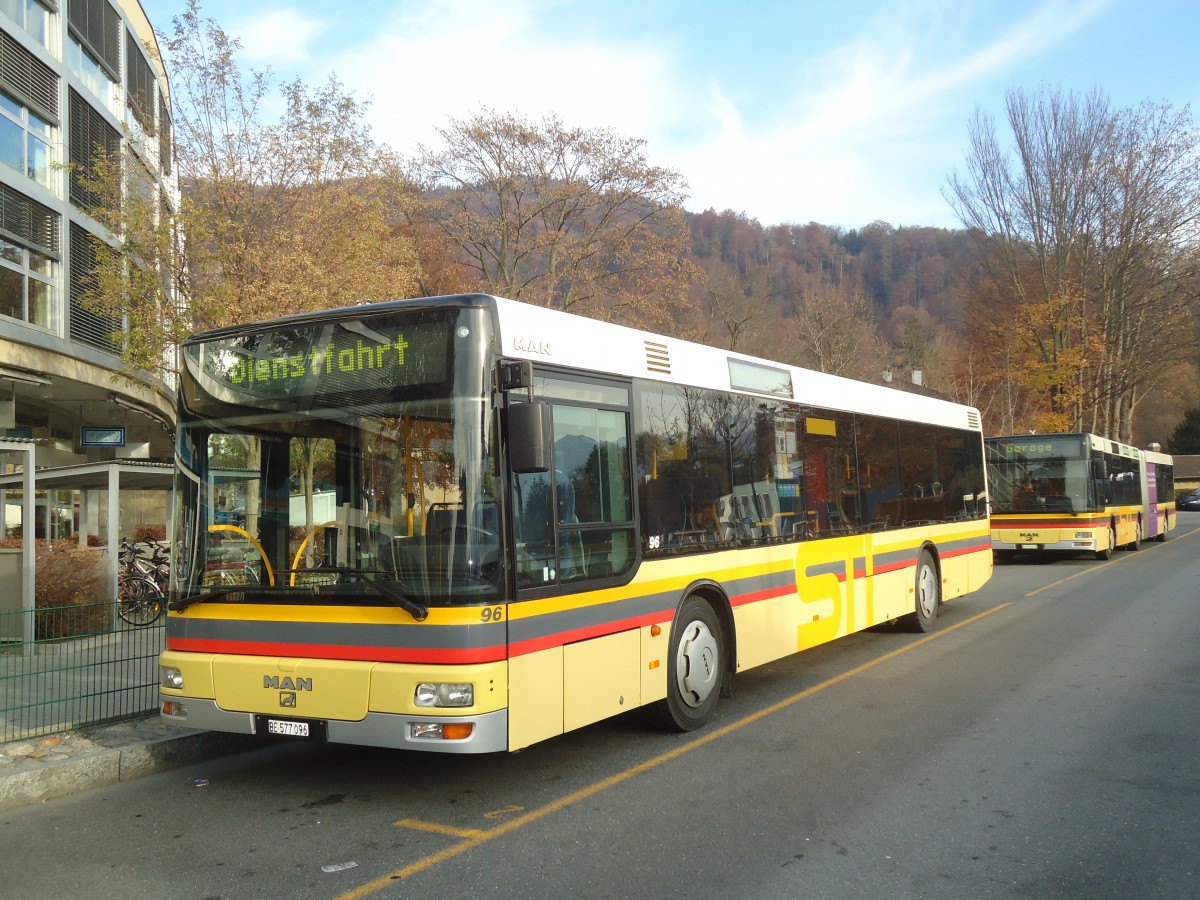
[695,263,773,351]
[946,86,1200,441]
[770,290,888,382]
[408,109,697,330]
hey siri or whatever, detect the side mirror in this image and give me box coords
[509,402,550,474]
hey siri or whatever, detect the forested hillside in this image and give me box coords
[682,207,1198,449]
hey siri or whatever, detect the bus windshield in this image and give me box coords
[171,305,500,608]
[987,435,1092,514]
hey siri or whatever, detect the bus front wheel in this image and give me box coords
[1096,524,1115,560]
[650,596,725,732]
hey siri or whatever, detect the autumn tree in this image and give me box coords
[408,109,697,330]
[78,0,422,375]
[946,86,1200,442]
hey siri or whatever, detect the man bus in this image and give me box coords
[160,294,993,753]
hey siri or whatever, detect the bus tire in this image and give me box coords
[649,595,725,732]
[902,549,940,633]
[1096,524,1115,560]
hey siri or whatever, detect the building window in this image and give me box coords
[0,234,55,329]
[65,35,115,111]
[67,87,119,208]
[125,29,153,136]
[0,0,52,49]
[66,0,119,82]
[0,91,52,187]
[68,219,119,351]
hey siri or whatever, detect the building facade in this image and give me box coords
[0,0,178,491]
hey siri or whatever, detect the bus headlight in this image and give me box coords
[161,666,184,689]
[415,682,474,707]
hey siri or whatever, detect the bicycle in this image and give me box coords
[117,540,168,625]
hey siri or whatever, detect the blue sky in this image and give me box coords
[141,0,1200,230]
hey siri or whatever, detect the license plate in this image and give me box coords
[1019,543,1037,550]
[267,719,309,737]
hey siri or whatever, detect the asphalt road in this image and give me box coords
[4,517,1199,900]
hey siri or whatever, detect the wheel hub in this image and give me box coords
[676,620,719,708]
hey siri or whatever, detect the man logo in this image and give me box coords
[280,692,297,708]
[262,675,312,691]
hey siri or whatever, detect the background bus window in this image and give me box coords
[797,409,859,537]
[637,385,729,553]
[856,416,902,529]
[937,428,987,519]
[898,421,941,524]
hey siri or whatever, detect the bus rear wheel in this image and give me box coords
[1124,522,1142,551]
[902,549,940,633]
[649,596,725,732]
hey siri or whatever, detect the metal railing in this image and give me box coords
[0,601,164,743]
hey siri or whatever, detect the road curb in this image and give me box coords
[0,730,256,812]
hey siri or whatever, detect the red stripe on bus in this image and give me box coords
[941,542,992,559]
[166,637,504,664]
[509,607,674,657]
[729,582,797,608]
[992,517,1108,528]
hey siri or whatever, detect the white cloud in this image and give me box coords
[319,0,684,156]
[226,9,326,64]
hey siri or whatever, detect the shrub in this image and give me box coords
[135,524,167,543]
[0,538,110,639]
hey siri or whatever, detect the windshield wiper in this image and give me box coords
[169,585,246,612]
[362,575,428,622]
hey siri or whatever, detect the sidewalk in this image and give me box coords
[0,715,255,812]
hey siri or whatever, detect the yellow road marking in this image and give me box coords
[393,818,488,839]
[337,602,1011,900]
[483,805,525,820]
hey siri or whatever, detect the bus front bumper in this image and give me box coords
[992,535,1097,552]
[160,695,509,753]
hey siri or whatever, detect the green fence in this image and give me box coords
[0,601,164,743]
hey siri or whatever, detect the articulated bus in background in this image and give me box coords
[986,433,1175,561]
[159,294,993,754]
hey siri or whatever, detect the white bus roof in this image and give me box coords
[490,296,982,432]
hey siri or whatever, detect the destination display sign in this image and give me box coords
[188,315,452,407]
[988,435,1085,461]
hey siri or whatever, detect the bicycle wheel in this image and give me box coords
[118,575,165,626]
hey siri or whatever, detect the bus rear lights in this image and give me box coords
[411,722,475,740]
[415,682,474,707]
[161,666,184,689]
[162,700,187,717]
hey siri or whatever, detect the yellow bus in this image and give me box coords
[986,432,1175,561]
[159,294,993,753]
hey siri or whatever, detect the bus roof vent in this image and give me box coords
[644,341,671,375]
[967,410,982,430]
